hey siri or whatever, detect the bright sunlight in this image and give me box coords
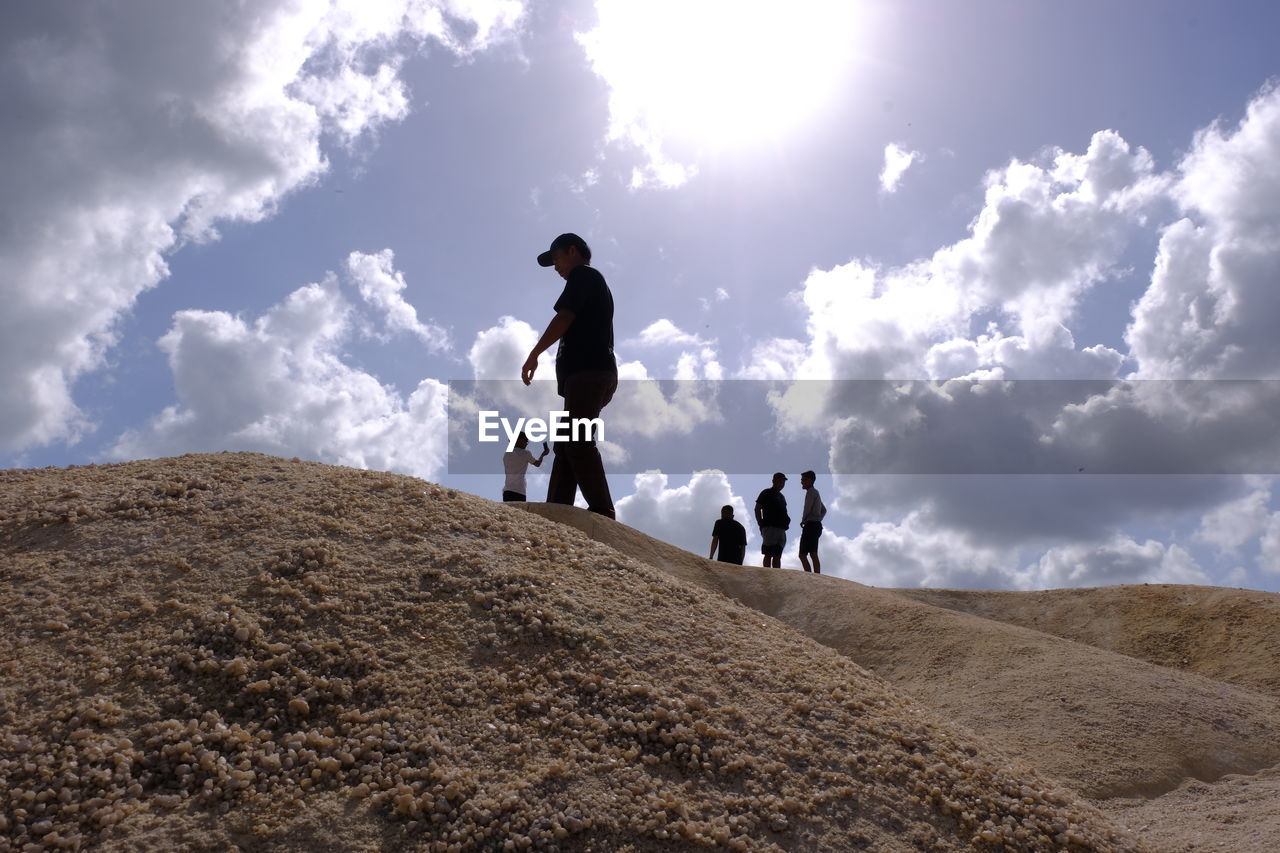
[579,0,863,166]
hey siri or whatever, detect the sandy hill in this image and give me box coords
[521,503,1280,853]
[0,453,1146,852]
[890,585,1280,700]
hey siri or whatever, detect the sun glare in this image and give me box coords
[580,0,863,155]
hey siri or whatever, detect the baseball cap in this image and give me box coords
[537,233,591,267]
[773,472,787,481]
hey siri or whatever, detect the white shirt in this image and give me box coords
[802,487,826,525]
[503,447,538,494]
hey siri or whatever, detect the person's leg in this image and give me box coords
[799,552,812,572]
[761,528,775,567]
[811,527,822,574]
[545,446,578,505]
[561,371,617,518]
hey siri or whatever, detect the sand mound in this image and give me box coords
[0,454,1145,852]
[891,586,1280,700]
[520,504,1280,801]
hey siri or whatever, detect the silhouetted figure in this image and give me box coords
[755,472,790,569]
[798,470,826,574]
[502,433,549,502]
[521,233,618,519]
[709,505,747,565]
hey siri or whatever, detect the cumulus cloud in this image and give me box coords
[626,319,708,349]
[780,129,1164,389]
[1195,481,1273,552]
[616,470,753,558]
[112,252,449,477]
[346,249,450,349]
[0,0,523,452]
[1128,83,1280,380]
[879,142,921,193]
[741,107,1280,588]
[1261,512,1280,576]
[816,510,1010,588]
[1026,537,1209,589]
[818,511,1208,591]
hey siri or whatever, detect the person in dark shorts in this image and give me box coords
[502,432,549,502]
[709,505,747,565]
[798,469,826,573]
[754,472,789,568]
[521,233,618,518]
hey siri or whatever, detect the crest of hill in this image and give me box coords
[519,504,1280,801]
[890,585,1280,700]
[0,453,1145,852]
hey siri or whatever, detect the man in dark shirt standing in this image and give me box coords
[521,233,618,519]
[709,505,747,565]
[755,472,790,568]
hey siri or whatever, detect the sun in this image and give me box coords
[579,0,864,157]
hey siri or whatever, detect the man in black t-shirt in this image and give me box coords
[755,472,790,568]
[521,233,618,519]
[709,505,747,565]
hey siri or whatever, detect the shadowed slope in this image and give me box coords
[519,503,1280,800]
[0,454,1144,852]
[891,585,1280,700]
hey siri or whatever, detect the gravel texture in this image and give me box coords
[0,453,1152,852]
[523,503,1280,852]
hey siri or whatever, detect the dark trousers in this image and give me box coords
[547,370,617,518]
[502,491,526,502]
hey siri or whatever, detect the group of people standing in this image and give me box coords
[708,471,826,572]
[501,231,830,573]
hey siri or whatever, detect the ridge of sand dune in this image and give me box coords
[519,504,1280,803]
[0,454,1146,852]
[889,586,1280,700]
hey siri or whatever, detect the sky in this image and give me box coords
[4,0,1280,592]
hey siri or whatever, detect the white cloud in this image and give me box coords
[743,120,1279,582]
[757,129,1160,393]
[468,315,542,380]
[1195,482,1272,552]
[674,348,723,381]
[1261,512,1280,576]
[879,142,921,193]
[818,511,1011,588]
[1026,537,1209,589]
[820,513,1208,591]
[626,319,708,349]
[1128,83,1280,380]
[617,470,754,559]
[346,249,450,349]
[737,339,810,380]
[111,253,449,478]
[0,0,524,452]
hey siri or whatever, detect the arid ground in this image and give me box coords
[2,453,1275,851]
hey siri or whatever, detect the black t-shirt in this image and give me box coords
[711,518,747,563]
[553,265,616,387]
[756,488,790,529]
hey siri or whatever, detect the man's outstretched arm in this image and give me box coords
[522,310,575,385]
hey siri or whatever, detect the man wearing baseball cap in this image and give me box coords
[521,233,618,519]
